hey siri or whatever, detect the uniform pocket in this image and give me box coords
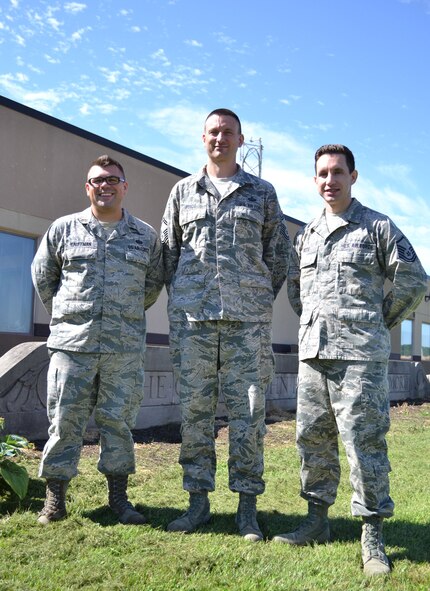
[338,247,376,265]
[233,207,264,242]
[300,249,318,269]
[52,299,94,320]
[179,207,207,226]
[125,248,150,266]
[63,246,97,260]
[338,308,378,323]
[299,250,318,296]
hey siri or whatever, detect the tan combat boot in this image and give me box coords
[106,474,146,525]
[167,491,211,532]
[236,493,263,542]
[273,501,330,545]
[361,516,391,576]
[37,479,69,525]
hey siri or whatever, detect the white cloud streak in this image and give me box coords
[64,3,87,14]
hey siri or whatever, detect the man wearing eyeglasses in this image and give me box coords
[31,154,163,526]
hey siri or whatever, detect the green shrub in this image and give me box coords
[0,417,32,499]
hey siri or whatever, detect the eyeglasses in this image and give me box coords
[87,175,125,187]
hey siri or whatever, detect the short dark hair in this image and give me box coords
[88,154,125,178]
[205,108,242,134]
[314,144,355,173]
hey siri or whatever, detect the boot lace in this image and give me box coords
[363,522,385,558]
[40,480,66,516]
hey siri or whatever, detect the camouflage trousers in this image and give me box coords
[39,350,145,480]
[296,358,394,518]
[169,320,275,495]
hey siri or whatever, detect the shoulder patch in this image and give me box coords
[280,220,290,242]
[396,236,417,263]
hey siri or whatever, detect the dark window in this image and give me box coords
[421,322,430,361]
[0,231,35,333]
[400,318,413,359]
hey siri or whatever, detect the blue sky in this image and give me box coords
[1,0,429,272]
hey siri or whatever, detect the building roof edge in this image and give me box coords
[0,94,189,179]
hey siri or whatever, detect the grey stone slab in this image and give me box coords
[1,343,429,442]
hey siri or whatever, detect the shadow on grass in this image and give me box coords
[266,512,430,562]
[2,485,429,565]
[266,513,430,563]
[79,504,430,563]
[0,476,45,515]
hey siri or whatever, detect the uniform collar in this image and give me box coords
[310,198,362,231]
[77,207,141,235]
[196,164,256,194]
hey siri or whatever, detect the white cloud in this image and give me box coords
[296,120,333,132]
[70,27,91,42]
[46,17,62,31]
[64,3,86,14]
[348,176,430,273]
[14,34,26,46]
[0,73,29,99]
[23,89,63,111]
[99,68,121,83]
[44,54,60,64]
[185,39,202,47]
[123,63,136,74]
[151,49,171,66]
[138,104,207,170]
[79,102,91,115]
[27,63,43,73]
[357,177,429,221]
[98,103,117,114]
[376,163,416,190]
[214,32,236,46]
[267,165,317,222]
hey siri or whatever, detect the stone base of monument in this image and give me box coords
[1,343,429,442]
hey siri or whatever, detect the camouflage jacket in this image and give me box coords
[31,207,163,353]
[161,166,290,323]
[288,198,427,361]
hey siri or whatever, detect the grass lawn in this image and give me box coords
[1,402,429,591]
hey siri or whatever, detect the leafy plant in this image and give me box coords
[0,417,32,499]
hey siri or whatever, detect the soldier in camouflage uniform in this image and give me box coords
[273,144,427,576]
[31,155,163,525]
[161,108,291,541]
